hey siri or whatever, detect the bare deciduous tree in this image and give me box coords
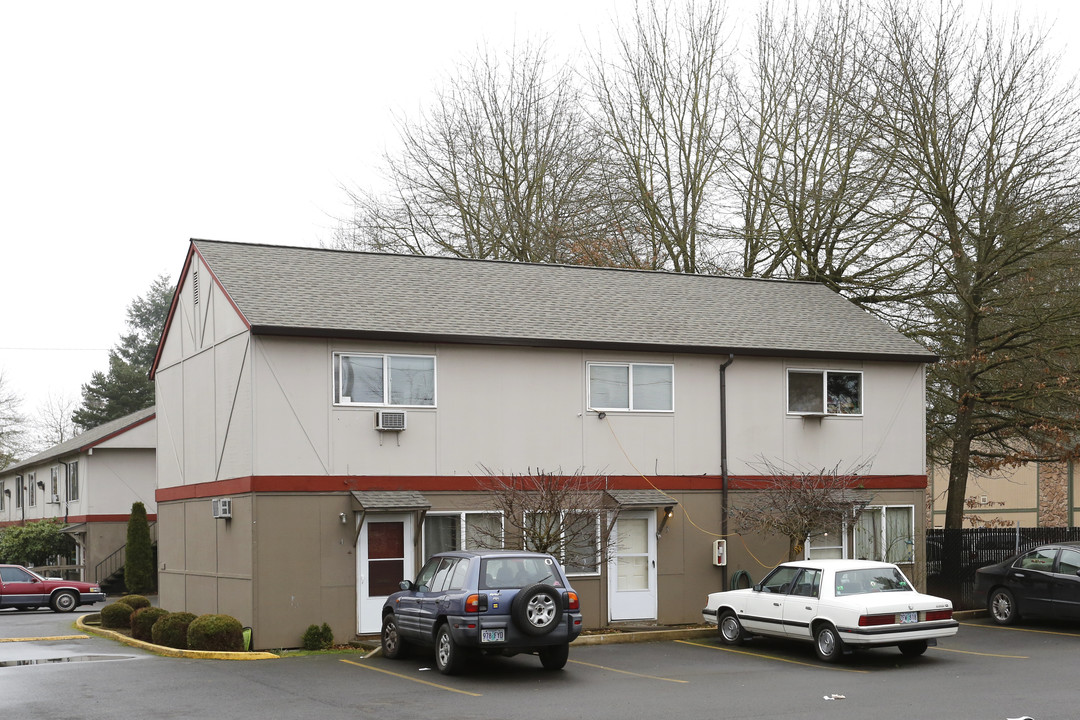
[0,370,26,470]
[589,0,733,274]
[870,1,1080,528]
[337,41,625,266]
[473,466,618,572]
[730,458,870,561]
[725,1,929,323]
[32,392,77,451]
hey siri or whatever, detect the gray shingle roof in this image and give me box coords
[607,489,679,507]
[350,491,431,511]
[191,240,933,362]
[1,406,156,475]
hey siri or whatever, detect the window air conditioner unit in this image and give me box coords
[212,498,233,519]
[374,410,407,431]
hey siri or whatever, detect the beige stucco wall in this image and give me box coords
[158,335,927,485]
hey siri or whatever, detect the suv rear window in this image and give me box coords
[480,557,562,590]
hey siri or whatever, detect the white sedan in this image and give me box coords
[702,559,958,662]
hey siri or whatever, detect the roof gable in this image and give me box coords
[183,239,933,362]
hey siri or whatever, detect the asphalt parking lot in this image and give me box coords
[2,606,1077,720]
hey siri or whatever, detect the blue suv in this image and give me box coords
[381,550,583,674]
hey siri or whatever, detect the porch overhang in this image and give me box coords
[606,489,678,508]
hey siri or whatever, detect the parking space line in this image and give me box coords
[675,640,869,674]
[931,646,1028,659]
[0,635,90,643]
[339,659,482,696]
[960,622,1080,639]
[568,659,689,683]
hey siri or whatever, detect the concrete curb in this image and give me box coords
[75,614,280,660]
[573,627,717,646]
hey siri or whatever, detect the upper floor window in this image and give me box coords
[334,353,435,407]
[588,362,673,412]
[27,472,36,507]
[66,462,79,502]
[0,481,5,511]
[50,467,58,498]
[788,369,862,415]
[15,476,22,508]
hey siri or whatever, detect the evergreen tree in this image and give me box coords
[73,274,173,431]
[124,502,155,595]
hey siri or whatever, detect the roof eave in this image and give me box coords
[248,324,938,364]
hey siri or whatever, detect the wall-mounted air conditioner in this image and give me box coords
[374,411,407,431]
[212,498,233,518]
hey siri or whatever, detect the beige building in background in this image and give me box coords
[152,239,935,650]
[928,460,1078,528]
[0,407,157,584]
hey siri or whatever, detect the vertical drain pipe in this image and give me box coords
[719,354,735,590]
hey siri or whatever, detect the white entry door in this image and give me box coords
[608,511,657,621]
[357,513,414,634]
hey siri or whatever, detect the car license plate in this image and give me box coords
[481,629,505,643]
[899,612,918,624]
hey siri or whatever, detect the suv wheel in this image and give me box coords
[538,642,569,671]
[435,624,464,675]
[381,614,409,659]
[511,584,563,637]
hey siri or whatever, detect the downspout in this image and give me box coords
[719,354,735,591]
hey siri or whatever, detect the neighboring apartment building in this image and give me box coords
[928,460,1078,528]
[152,239,935,650]
[0,407,157,583]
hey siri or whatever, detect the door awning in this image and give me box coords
[606,489,678,508]
[349,490,431,512]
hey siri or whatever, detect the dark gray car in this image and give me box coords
[380,550,583,674]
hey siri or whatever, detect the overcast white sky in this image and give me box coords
[0,1,1075,439]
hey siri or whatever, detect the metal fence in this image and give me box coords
[925,526,1080,610]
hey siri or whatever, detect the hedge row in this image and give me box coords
[98,602,245,652]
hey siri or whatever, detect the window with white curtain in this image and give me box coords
[334,352,435,407]
[423,512,502,561]
[588,362,673,412]
[854,506,915,563]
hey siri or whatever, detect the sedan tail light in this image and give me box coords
[858,614,896,627]
[925,609,953,622]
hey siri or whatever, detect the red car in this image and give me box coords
[0,564,106,613]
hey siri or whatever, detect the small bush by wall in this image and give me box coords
[120,594,151,611]
[131,607,170,641]
[152,612,197,649]
[187,614,244,652]
[101,602,135,629]
[302,622,334,651]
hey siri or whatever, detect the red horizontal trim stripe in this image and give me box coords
[156,474,927,502]
[0,514,156,528]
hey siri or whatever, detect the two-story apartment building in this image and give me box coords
[152,239,935,649]
[0,406,157,583]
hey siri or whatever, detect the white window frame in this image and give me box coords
[524,510,603,577]
[587,362,675,413]
[0,481,5,511]
[66,462,79,502]
[804,520,849,560]
[50,467,58,498]
[333,352,437,408]
[422,511,504,559]
[786,368,863,416]
[15,476,22,509]
[854,505,916,564]
[27,472,36,507]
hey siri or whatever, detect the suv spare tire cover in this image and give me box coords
[511,583,563,636]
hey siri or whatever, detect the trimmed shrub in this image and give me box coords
[152,612,197,649]
[120,594,151,611]
[187,614,244,652]
[125,502,155,594]
[101,601,135,629]
[302,622,334,651]
[131,607,170,641]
